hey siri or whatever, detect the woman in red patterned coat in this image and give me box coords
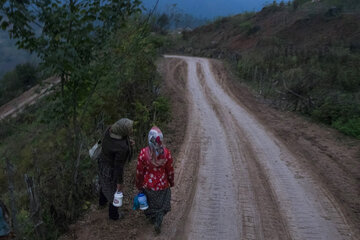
[136,126,174,234]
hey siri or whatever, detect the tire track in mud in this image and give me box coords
[180,57,241,240]
[196,62,290,240]
[196,62,264,240]
[197,57,353,240]
[163,55,356,240]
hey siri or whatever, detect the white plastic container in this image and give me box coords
[113,191,123,207]
[138,193,149,210]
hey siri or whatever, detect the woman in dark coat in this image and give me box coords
[98,118,134,220]
[136,126,174,234]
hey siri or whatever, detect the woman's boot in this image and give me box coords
[108,203,119,220]
[154,213,163,234]
[99,189,107,208]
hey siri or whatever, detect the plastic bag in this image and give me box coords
[89,140,102,160]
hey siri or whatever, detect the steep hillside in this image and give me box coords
[172,0,360,138]
[180,1,360,55]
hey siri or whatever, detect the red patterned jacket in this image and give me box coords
[136,146,174,191]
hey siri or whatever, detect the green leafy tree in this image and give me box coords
[0,0,141,158]
[157,13,170,31]
[0,1,143,235]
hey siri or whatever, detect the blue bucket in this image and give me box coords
[137,193,149,210]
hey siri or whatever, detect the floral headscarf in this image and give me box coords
[148,126,166,166]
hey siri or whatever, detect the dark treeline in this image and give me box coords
[148,4,209,34]
[0,63,41,106]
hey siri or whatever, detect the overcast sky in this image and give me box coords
[142,0,291,19]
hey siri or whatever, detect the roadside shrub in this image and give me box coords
[236,44,360,138]
[152,96,171,125]
[262,1,282,13]
[15,63,38,89]
[16,209,34,238]
[0,62,38,105]
[229,12,255,32]
[292,0,312,10]
[238,21,253,33]
[338,67,360,92]
[325,0,360,11]
[233,11,255,22]
[213,16,229,29]
[247,25,261,36]
[332,117,360,138]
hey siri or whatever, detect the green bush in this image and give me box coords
[16,209,37,239]
[238,21,253,33]
[292,0,312,10]
[0,62,38,105]
[231,11,255,23]
[247,25,261,36]
[236,44,360,138]
[325,0,360,10]
[152,96,171,125]
[332,117,360,138]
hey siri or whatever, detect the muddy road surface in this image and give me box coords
[160,55,358,240]
[61,56,359,240]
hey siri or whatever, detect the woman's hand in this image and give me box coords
[130,138,135,147]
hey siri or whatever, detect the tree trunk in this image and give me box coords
[24,174,44,240]
[5,158,18,235]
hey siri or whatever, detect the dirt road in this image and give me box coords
[161,55,357,240]
[60,56,360,240]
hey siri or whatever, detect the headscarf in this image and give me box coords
[148,126,166,166]
[110,118,133,140]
